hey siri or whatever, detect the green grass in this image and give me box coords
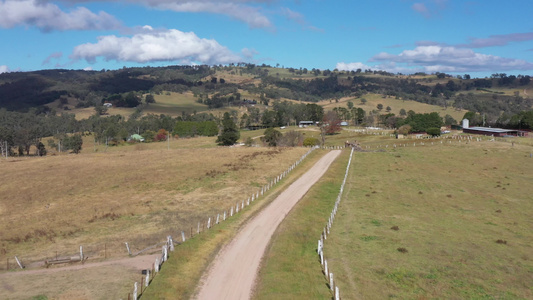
[146,92,209,115]
[253,150,351,299]
[255,136,533,299]
[325,138,533,299]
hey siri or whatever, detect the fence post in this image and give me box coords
[181,231,186,242]
[125,242,131,256]
[329,272,334,291]
[14,256,23,269]
[145,270,150,287]
[133,282,138,300]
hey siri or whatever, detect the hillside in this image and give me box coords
[1,65,532,159]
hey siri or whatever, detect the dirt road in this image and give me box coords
[195,150,341,300]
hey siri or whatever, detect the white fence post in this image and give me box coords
[125,242,131,255]
[14,256,24,269]
[133,282,138,300]
[145,270,150,287]
[181,231,186,243]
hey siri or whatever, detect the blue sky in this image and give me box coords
[1,0,533,78]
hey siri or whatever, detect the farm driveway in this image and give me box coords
[195,150,341,300]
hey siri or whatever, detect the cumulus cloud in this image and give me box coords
[70,28,242,65]
[369,45,533,72]
[0,0,121,31]
[0,65,10,74]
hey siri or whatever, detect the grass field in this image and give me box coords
[320,93,467,122]
[0,139,311,299]
[255,136,533,299]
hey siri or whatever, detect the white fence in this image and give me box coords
[316,147,354,300]
[130,146,318,299]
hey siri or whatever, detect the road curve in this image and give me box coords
[195,150,341,300]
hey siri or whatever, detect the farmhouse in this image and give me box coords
[463,127,528,137]
[299,121,316,127]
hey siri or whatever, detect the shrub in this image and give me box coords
[303,137,320,147]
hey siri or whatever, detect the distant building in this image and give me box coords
[340,121,348,126]
[463,127,528,137]
[103,103,113,108]
[299,121,316,127]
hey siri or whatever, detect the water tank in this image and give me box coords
[462,119,469,129]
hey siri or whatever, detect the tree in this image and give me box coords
[426,127,441,136]
[386,106,392,112]
[347,101,354,110]
[217,112,240,146]
[361,98,367,105]
[94,105,108,115]
[377,103,383,111]
[399,108,407,116]
[322,111,342,135]
[36,142,47,156]
[63,134,83,154]
[262,127,282,146]
[145,94,156,104]
[444,114,457,125]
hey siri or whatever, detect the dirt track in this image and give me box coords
[195,150,341,300]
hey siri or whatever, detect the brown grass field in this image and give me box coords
[319,93,467,122]
[0,138,311,299]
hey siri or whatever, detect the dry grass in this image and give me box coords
[320,93,466,121]
[0,144,309,299]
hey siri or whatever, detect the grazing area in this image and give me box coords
[0,141,311,299]
[256,136,533,299]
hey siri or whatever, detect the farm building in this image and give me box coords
[463,127,528,137]
[299,121,316,127]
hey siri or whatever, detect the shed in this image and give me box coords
[299,121,315,127]
[463,127,528,137]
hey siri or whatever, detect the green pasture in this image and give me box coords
[255,136,533,299]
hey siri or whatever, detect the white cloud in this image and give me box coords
[83,66,93,71]
[57,0,274,28]
[338,45,533,74]
[0,65,10,74]
[153,1,272,28]
[241,48,259,59]
[368,45,533,72]
[70,29,242,65]
[0,0,121,31]
[336,62,371,71]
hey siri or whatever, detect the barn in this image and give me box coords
[463,127,528,137]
